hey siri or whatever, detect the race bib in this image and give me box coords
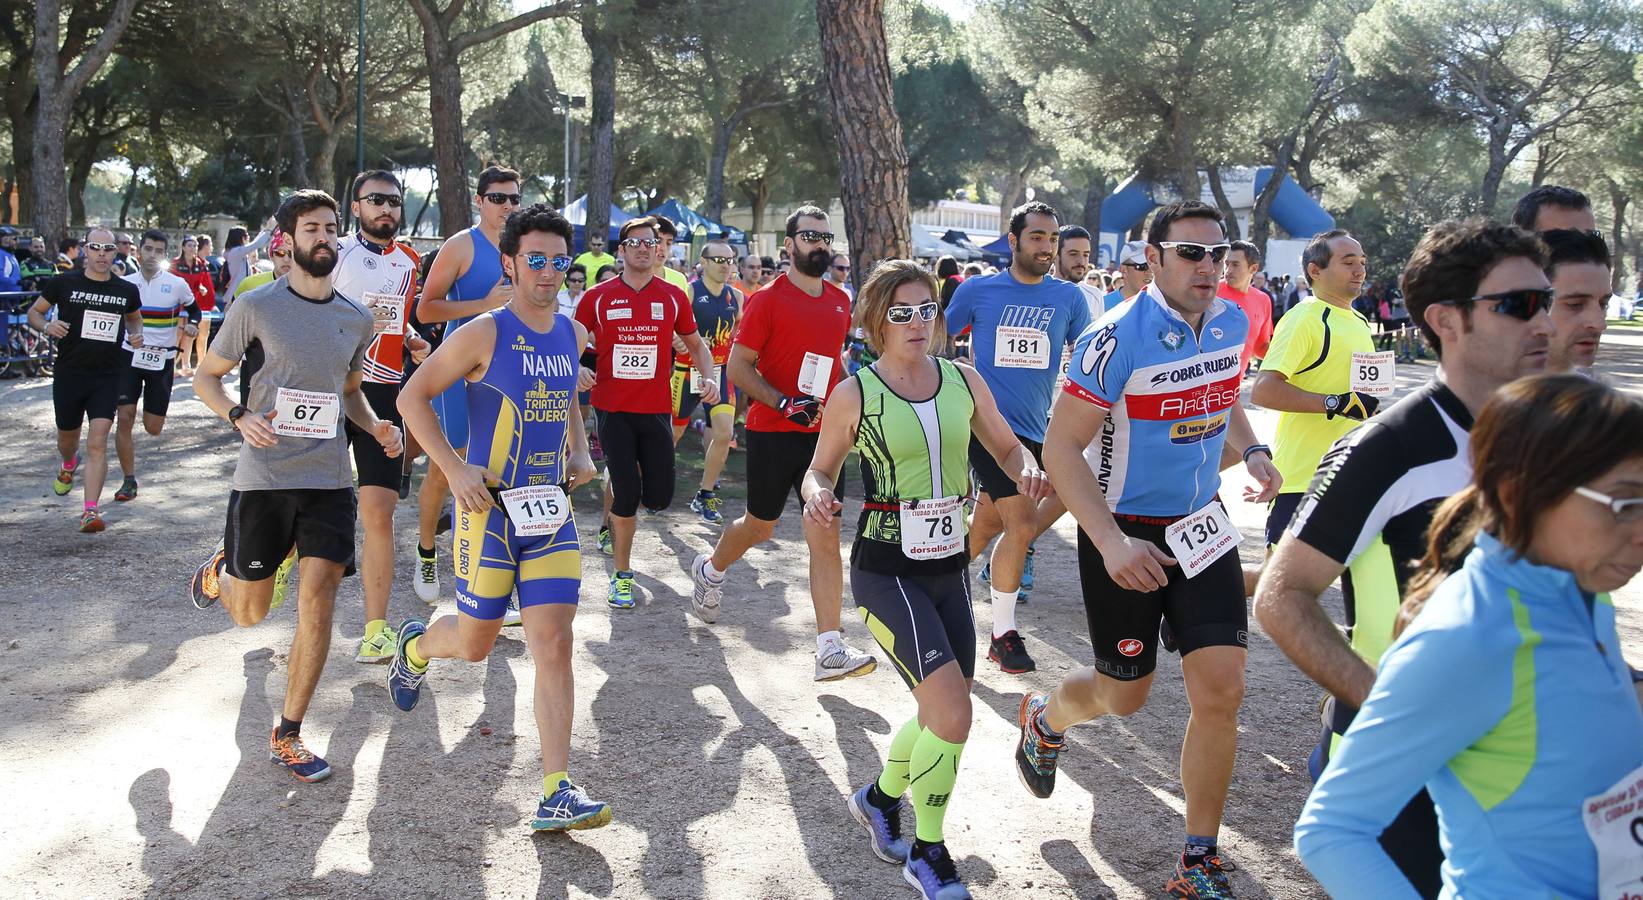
[688,367,704,393]
[613,344,657,380]
[364,291,406,335]
[1351,351,1396,397]
[994,325,1050,369]
[797,351,834,398]
[130,346,167,371]
[272,387,340,438]
[1582,762,1643,900]
[899,496,966,561]
[81,310,121,343]
[1165,501,1241,578]
[500,484,571,537]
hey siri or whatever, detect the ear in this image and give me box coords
[1422,301,1460,345]
[501,254,516,283]
[1145,243,1161,269]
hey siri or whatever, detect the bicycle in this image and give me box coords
[0,292,56,379]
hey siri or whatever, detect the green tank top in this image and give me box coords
[852,357,975,575]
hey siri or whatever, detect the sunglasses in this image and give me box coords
[622,237,660,248]
[886,302,939,324]
[790,229,835,244]
[482,192,523,206]
[359,192,404,208]
[1156,241,1231,264]
[702,254,736,265]
[1574,486,1643,524]
[522,252,574,272]
[270,250,291,259]
[84,241,118,252]
[1121,262,1150,272]
[1437,288,1554,321]
[832,264,851,272]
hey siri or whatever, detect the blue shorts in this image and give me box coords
[453,503,581,619]
[433,378,469,450]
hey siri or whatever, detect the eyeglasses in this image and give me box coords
[359,192,404,208]
[522,252,574,272]
[1574,486,1643,524]
[567,277,586,284]
[886,302,939,324]
[1156,241,1231,264]
[702,254,736,265]
[1121,262,1150,272]
[117,240,133,247]
[84,241,118,252]
[621,237,660,248]
[270,250,291,259]
[790,229,835,245]
[482,192,523,206]
[832,264,851,273]
[1436,288,1554,322]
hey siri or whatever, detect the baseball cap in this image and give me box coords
[0,226,16,237]
[1120,240,1149,266]
[269,231,288,252]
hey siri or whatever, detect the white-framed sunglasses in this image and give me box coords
[887,302,939,324]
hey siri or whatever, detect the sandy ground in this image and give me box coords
[3,328,1640,899]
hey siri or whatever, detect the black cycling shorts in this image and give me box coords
[1264,492,1306,548]
[851,565,975,690]
[345,381,404,491]
[968,434,1042,501]
[117,352,177,418]
[1076,508,1248,681]
[597,409,675,517]
[53,369,120,430]
[745,429,846,522]
[224,488,356,581]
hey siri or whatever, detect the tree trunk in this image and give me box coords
[995,166,1029,233]
[1169,106,1201,203]
[1081,178,1106,237]
[412,179,435,236]
[1478,136,1509,217]
[426,56,469,235]
[1609,185,1629,294]
[311,124,344,197]
[582,13,618,248]
[287,109,309,187]
[1204,164,1240,241]
[703,116,736,223]
[68,138,98,226]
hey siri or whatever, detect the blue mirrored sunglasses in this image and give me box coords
[523,253,574,272]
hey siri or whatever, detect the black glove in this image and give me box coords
[776,394,822,428]
[1324,391,1379,421]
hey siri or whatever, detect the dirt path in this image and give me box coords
[3,333,1639,899]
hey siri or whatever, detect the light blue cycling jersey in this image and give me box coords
[1295,531,1643,899]
[1062,286,1248,517]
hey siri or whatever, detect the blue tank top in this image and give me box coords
[465,305,579,489]
[448,227,505,331]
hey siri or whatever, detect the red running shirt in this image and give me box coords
[734,274,851,433]
[575,274,697,414]
[1217,282,1273,375]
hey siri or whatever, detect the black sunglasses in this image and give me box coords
[483,192,523,206]
[359,192,404,208]
[1122,262,1150,272]
[1156,241,1231,264]
[1437,288,1554,321]
[790,229,835,244]
[702,254,736,265]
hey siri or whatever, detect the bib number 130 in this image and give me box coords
[1164,502,1241,578]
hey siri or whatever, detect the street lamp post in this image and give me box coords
[553,92,586,208]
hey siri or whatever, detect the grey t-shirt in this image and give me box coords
[211,276,374,491]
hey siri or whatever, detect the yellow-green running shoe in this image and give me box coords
[270,551,297,610]
[356,624,399,663]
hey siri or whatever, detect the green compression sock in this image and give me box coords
[875,716,924,799]
[908,728,966,843]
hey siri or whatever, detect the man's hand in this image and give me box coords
[803,487,842,527]
[447,462,496,513]
[46,319,69,338]
[127,332,144,349]
[183,322,199,337]
[1015,465,1053,501]
[777,394,822,428]
[1324,391,1379,421]
[372,421,403,458]
[406,333,430,365]
[1097,532,1177,592]
[578,366,597,392]
[1243,452,1281,503]
[238,409,280,448]
[567,452,597,490]
[698,377,720,408]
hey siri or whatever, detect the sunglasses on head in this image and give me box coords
[1437,288,1554,321]
[790,229,834,244]
[84,241,118,252]
[482,192,522,206]
[702,254,736,265]
[1156,241,1231,264]
[886,302,939,324]
[622,237,660,248]
[522,252,574,272]
[359,192,404,208]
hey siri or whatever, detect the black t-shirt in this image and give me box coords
[40,270,142,374]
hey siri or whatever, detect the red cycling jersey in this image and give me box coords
[575,274,698,414]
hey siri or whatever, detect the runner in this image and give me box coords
[571,233,614,283]
[1101,240,1152,313]
[1511,183,1598,233]
[233,231,293,299]
[1538,228,1611,375]
[684,205,876,681]
[188,189,402,784]
[411,165,520,605]
[389,203,610,830]
[945,201,1091,674]
[172,234,217,376]
[1019,200,1280,899]
[652,216,690,292]
[671,239,742,524]
[113,230,201,503]
[575,215,717,608]
[1056,225,1104,319]
[333,170,431,663]
[28,227,144,532]
[1253,219,1553,897]
[801,259,1052,900]
[1216,240,1273,375]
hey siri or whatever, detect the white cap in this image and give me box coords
[1119,240,1149,266]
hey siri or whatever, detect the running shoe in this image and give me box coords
[503,596,523,627]
[190,539,226,609]
[1020,545,1035,596]
[356,624,398,663]
[270,550,297,611]
[815,639,877,681]
[689,490,723,525]
[588,431,604,462]
[413,547,440,602]
[532,779,613,831]
[1016,691,1064,799]
[597,525,613,556]
[977,561,990,585]
[78,507,105,533]
[988,630,1036,674]
[689,553,722,624]
[1165,855,1238,899]
[848,783,909,864]
[269,729,332,783]
[608,572,636,609]
[902,841,971,899]
[114,476,138,502]
[386,619,427,711]
[52,455,77,496]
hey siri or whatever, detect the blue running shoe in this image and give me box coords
[848,783,909,863]
[532,779,613,831]
[1019,545,1035,596]
[387,619,428,712]
[902,841,971,899]
[608,572,636,609]
[689,490,724,524]
[269,729,331,783]
[977,561,990,585]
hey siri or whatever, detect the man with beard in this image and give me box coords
[332,170,432,663]
[1057,225,1104,319]
[188,189,402,784]
[688,205,877,682]
[946,201,1091,675]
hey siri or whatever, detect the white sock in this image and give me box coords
[702,557,726,582]
[991,588,1019,638]
[816,630,841,656]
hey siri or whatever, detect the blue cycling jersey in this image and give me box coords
[945,269,1091,442]
[1062,286,1248,517]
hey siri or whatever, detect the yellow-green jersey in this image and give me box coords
[1260,297,1375,492]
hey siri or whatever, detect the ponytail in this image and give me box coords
[1395,486,1484,639]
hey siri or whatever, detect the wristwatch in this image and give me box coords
[227,405,247,429]
[1323,393,1342,414]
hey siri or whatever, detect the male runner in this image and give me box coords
[1512,184,1598,233]
[1056,225,1104,319]
[735,253,762,295]
[411,165,520,603]
[1101,240,1152,313]
[112,233,135,277]
[575,216,717,608]
[390,203,609,830]
[1217,240,1273,375]
[29,227,144,532]
[1020,200,1280,898]
[652,216,690,292]
[113,230,200,502]
[572,233,614,281]
[671,239,742,524]
[188,189,403,783]
[825,252,853,299]
[1539,227,1610,374]
[686,205,877,681]
[1253,220,1553,897]
[946,201,1091,674]
[333,170,431,662]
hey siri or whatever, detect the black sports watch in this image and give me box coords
[1323,393,1341,414]
[227,404,247,429]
